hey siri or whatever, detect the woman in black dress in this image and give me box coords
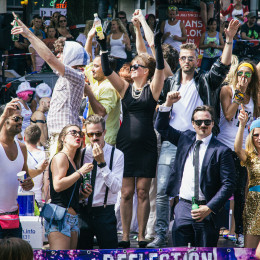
[97,12,165,248]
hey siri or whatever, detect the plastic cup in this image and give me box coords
[17,171,27,182]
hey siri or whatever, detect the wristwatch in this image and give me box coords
[97,162,107,168]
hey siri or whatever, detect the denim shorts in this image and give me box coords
[44,213,79,238]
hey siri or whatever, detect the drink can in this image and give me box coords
[17,171,27,182]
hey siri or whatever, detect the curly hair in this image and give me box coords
[119,63,133,83]
[111,18,128,34]
[131,53,156,80]
[162,44,179,71]
[231,60,259,117]
[57,124,82,168]
[54,36,66,53]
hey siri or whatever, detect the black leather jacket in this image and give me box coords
[159,59,230,135]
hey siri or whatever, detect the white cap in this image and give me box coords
[16,81,35,94]
[35,83,52,98]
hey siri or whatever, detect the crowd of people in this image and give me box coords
[0,2,260,255]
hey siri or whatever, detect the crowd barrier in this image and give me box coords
[33,247,257,259]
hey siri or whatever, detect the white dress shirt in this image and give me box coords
[179,134,212,201]
[82,143,124,207]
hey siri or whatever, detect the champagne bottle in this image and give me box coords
[94,13,104,40]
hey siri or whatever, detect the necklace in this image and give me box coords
[131,85,144,99]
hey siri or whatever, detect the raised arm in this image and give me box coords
[150,30,165,101]
[221,19,240,66]
[234,105,248,162]
[84,27,96,62]
[11,12,65,76]
[132,18,147,54]
[96,34,129,98]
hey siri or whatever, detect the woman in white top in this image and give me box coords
[217,61,259,246]
[160,5,187,52]
[107,18,131,72]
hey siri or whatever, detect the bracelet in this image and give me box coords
[226,41,233,45]
[77,170,84,178]
[232,99,241,105]
[234,89,245,102]
[100,50,108,54]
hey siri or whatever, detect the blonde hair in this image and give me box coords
[83,20,94,37]
[223,55,239,84]
[245,128,258,155]
[111,18,128,34]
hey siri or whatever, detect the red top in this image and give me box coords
[221,4,249,18]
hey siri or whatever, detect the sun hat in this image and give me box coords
[16,81,35,94]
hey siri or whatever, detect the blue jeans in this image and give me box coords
[0,222,22,239]
[155,141,177,239]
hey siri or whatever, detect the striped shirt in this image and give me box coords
[47,65,84,135]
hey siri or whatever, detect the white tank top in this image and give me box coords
[163,20,182,52]
[217,86,254,150]
[0,139,24,213]
[110,33,127,59]
[19,101,32,138]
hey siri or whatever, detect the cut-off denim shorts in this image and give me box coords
[44,212,79,238]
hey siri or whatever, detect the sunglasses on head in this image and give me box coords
[193,119,212,126]
[12,116,24,122]
[66,130,84,138]
[237,71,252,78]
[168,6,177,11]
[180,56,195,62]
[130,64,147,71]
[86,132,103,138]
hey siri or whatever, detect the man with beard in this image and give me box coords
[77,115,124,249]
[0,100,34,239]
[147,19,239,248]
[30,97,51,147]
[84,27,120,146]
[155,99,236,247]
[241,12,260,40]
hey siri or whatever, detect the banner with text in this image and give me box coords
[34,247,256,259]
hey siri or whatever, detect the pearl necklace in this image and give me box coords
[131,85,144,99]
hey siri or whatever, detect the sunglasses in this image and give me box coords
[66,130,84,138]
[11,116,24,122]
[118,16,126,19]
[193,119,212,126]
[253,133,260,139]
[86,132,103,138]
[237,71,252,78]
[130,64,147,71]
[59,20,67,23]
[168,6,178,11]
[180,56,195,62]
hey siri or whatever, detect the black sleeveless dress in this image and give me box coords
[116,84,157,178]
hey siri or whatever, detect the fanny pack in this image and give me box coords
[0,214,19,229]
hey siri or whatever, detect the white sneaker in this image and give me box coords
[234,234,244,248]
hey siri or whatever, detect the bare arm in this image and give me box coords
[199,32,209,49]
[132,19,147,54]
[241,32,255,41]
[234,105,248,162]
[12,12,65,76]
[85,84,107,117]
[123,34,131,52]
[220,85,239,121]
[217,33,225,50]
[172,22,187,42]
[84,27,96,62]
[221,19,240,66]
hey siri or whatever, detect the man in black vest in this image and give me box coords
[77,114,124,249]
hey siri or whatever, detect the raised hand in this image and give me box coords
[79,163,94,175]
[132,9,144,22]
[88,26,96,39]
[238,104,248,126]
[96,32,107,51]
[11,12,31,39]
[1,99,20,119]
[165,91,181,107]
[224,19,240,40]
[237,76,249,93]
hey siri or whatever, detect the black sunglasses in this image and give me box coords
[66,130,84,138]
[86,132,103,138]
[193,119,212,126]
[253,133,260,139]
[59,20,67,23]
[12,116,24,122]
[130,64,147,71]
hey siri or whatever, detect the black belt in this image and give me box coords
[180,198,206,205]
[0,209,19,216]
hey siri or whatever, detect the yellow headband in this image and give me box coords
[238,63,254,73]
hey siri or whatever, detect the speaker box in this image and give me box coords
[0,13,14,50]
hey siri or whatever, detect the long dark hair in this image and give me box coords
[57,124,82,168]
